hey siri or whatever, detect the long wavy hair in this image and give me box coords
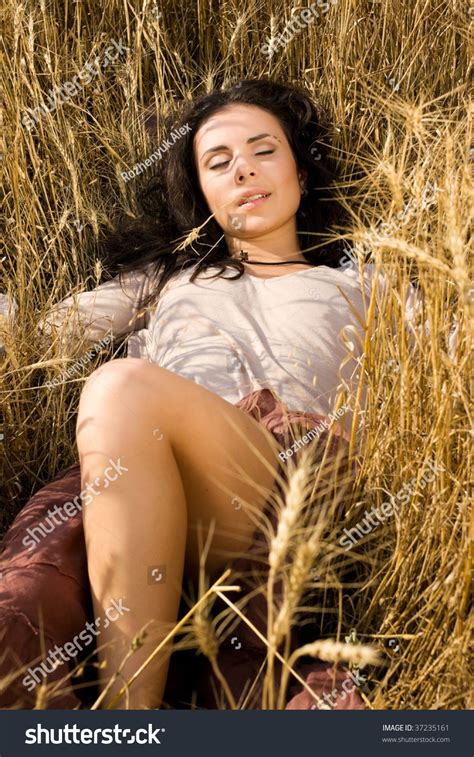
[101,77,352,312]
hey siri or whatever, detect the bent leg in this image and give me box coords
[76,358,282,708]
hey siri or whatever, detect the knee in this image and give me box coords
[88,356,144,381]
[76,358,149,424]
[79,357,147,401]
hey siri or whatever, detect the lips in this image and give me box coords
[237,192,271,208]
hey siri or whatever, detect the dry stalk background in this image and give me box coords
[0,0,472,710]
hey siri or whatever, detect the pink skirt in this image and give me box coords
[0,388,363,710]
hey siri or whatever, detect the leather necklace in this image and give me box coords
[238,250,313,266]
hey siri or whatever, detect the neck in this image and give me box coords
[229,246,308,265]
[226,221,307,265]
[237,249,313,266]
[231,248,308,265]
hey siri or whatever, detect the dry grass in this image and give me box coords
[0,0,472,709]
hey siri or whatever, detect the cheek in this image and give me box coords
[198,177,219,212]
[275,165,301,207]
[208,188,227,216]
[274,156,300,192]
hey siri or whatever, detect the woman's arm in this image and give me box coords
[37,264,155,349]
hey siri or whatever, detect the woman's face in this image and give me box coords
[193,104,306,244]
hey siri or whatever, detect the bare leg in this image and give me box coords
[76,358,281,709]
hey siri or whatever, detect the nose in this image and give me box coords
[237,169,256,183]
[234,154,256,183]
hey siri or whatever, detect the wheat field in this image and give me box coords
[0,0,472,710]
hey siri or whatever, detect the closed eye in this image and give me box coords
[209,150,275,170]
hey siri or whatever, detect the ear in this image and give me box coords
[298,166,308,190]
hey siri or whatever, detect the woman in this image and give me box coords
[1,79,434,710]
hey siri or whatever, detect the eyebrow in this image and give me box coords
[200,133,278,162]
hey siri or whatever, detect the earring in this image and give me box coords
[301,188,308,197]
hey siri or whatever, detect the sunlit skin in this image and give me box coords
[193,103,310,275]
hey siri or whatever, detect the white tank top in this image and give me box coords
[145,263,380,427]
